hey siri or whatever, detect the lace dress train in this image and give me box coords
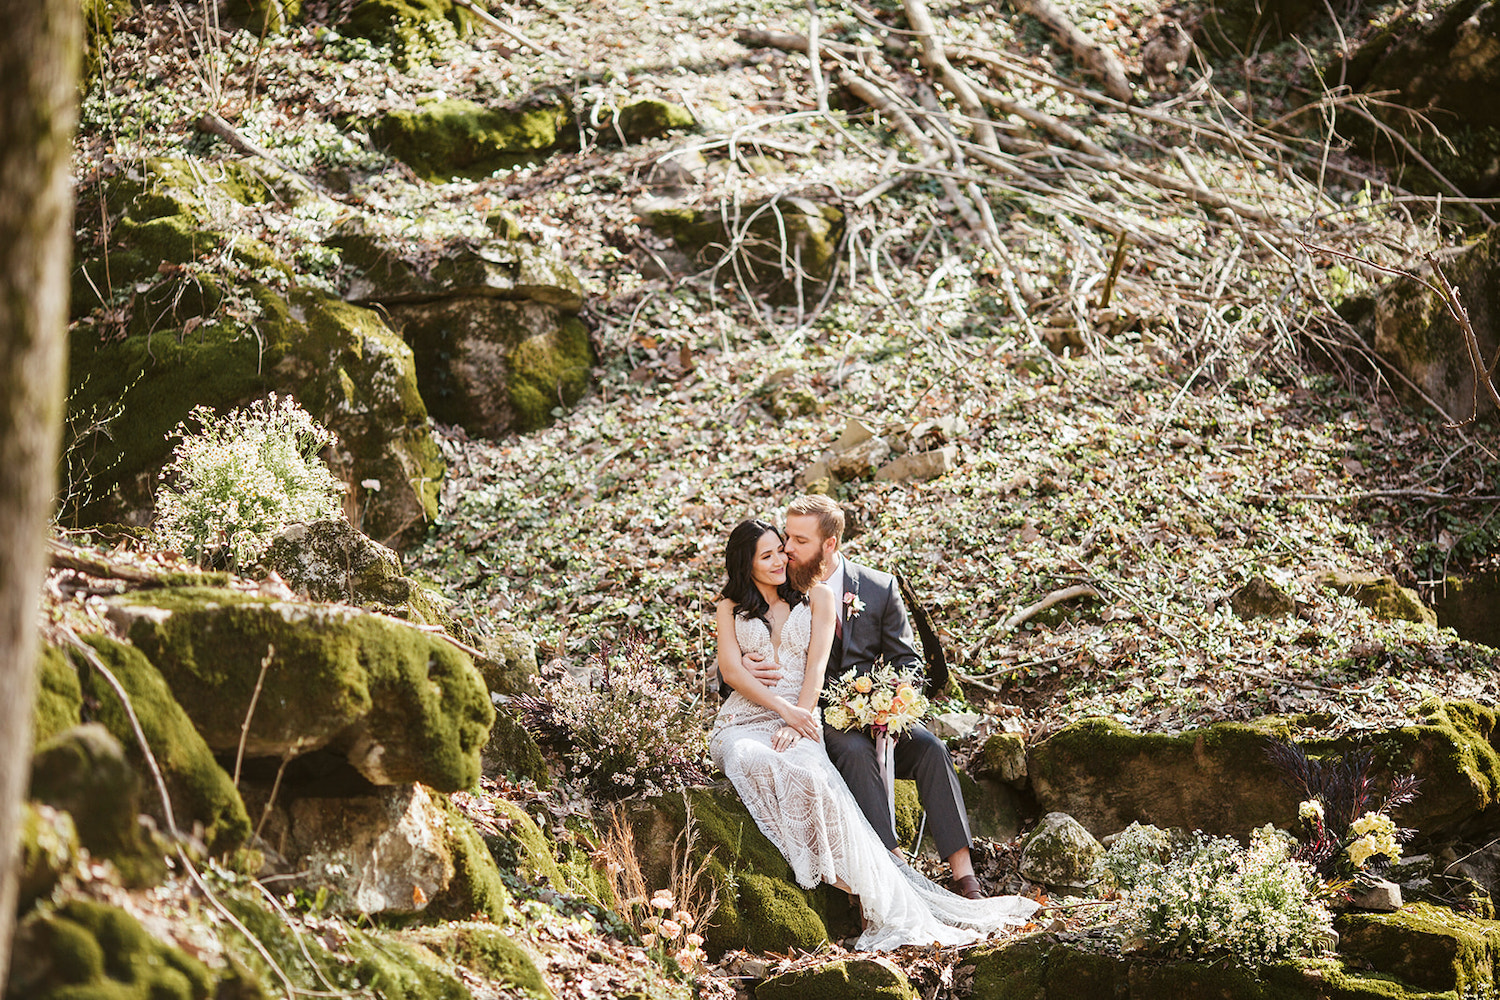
[710,603,1040,950]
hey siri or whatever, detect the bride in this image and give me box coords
[710,518,1040,950]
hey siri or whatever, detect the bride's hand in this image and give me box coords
[778,703,821,742]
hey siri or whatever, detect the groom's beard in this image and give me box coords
[785,551,825,593]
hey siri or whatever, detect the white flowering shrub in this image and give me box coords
[519,633,711,800]
[154,394,344,568]
[1095,822,1334,965]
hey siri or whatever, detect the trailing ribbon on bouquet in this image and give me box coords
[823,662,932,833]
[874,725,896,833]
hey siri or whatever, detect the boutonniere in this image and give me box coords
[843,591,865,619]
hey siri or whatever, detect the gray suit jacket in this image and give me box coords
[822,558,922,688]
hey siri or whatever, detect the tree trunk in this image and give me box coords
[0,0,79,991]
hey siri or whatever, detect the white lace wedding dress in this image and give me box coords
[710,602,1040,950]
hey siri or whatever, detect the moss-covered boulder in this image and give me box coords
[628,785,858,955]
[391,298,594,435]
[213,879,475,999]
[6,900,220,1000]
[332,225,593,436]
[66,157,443,548]
[76,635,253,855]
[1027,716,1300,839]
[1340,0,1500,199]
[108,586,494,791]
[1229,574,1296,620]
[405,923,551,1000]
[28,724,166,886]
[1362,229,1500,422]
[475,625,540,697]
[610,99,696,142]
[755,957,917,1000]
[17,803,80,912]
[1019,812,1102,890]
[646,196,844,304]
[1311,571,1436,626]
[1030,702,1500,842]
[371,98,570,181]
[260,518,445,623]
[482,708,549,785]
[958,934,1449,999]
[1358,698,1500,835]
[1336,902,1500,994]
[30,642,82,747]
[341,0,470,64]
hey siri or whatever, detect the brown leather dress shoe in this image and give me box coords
[951,875,985,900]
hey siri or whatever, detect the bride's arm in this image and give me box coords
[717,600,821,741]
[799,585,837,711]
[716,600,793,712]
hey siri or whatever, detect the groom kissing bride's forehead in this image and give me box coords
[781,496,842,594]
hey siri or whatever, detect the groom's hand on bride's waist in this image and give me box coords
[741,651,783,685]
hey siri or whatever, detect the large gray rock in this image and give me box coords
[259,784,456,915]
[1363,230,1500,421]
[1343,0,1500,196]
[1019,812,1102,889]
[333,224,593,437]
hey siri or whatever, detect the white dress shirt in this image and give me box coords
[823,554,848,621]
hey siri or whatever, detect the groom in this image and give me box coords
[745,494,987,899]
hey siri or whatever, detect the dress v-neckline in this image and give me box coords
[766,601,791,654]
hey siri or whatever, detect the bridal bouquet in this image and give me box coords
[823,662,930,736]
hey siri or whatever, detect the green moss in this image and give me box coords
[1353,698,1500,834]
[964,936,1050,1000]
[28,724,166,887]
[755,957,916,1000]
[222,0,302,33]
[487,798,566,886]
[406,923,551,1000]
[82,0,132,83]
[373,99,569,181]
[17,803,79,913]
[1311,572,1436,626]
[506,315,594,432]
[612,100,695,141]
[1028,714,1299,837]
[428,794,513,923]
[344,931,469,1000]
[32,643,83,746]
[628,787,856,955]
[115,587,492,790]
[6,900,216,1000]
[77,635,252,855]
[1337,902,1500,994]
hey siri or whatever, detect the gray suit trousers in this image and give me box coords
[822,721,972,859]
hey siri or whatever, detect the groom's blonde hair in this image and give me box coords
[787,495,844,543]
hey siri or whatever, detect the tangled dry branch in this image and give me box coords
[638,0,1496,385]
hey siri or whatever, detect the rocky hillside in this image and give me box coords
[21,0,1500,996]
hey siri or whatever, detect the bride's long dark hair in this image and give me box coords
[721,519,805,627]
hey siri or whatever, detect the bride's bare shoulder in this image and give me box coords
[806,582,835,607]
